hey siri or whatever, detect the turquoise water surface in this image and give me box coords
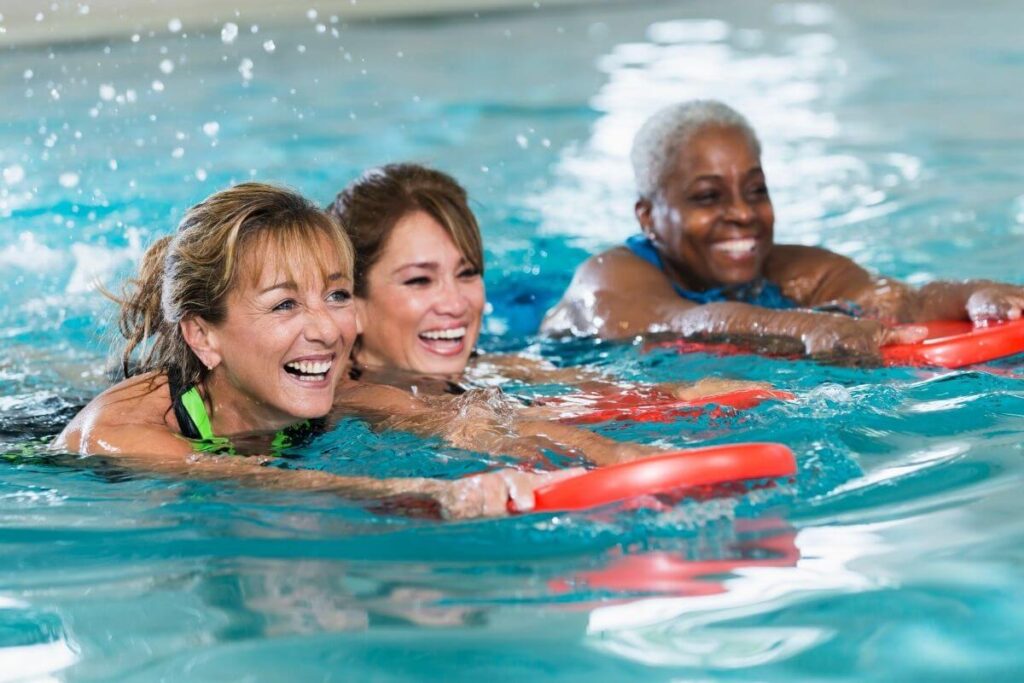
[2,1,1024,680]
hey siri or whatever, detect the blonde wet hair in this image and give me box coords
[326,163,484,297]
[116,182,354,389]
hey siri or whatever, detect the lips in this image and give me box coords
[710,237,757,257]
[283,356,334,384]
[418,325,468,356]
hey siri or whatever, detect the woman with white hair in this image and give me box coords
[542,99,1024,360]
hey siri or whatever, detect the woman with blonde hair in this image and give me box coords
[54,182,579,519]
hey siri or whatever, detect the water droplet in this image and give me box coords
[316,23,326,33]
[35,12,45,22]
[108,159,117,170]
[171,147,184,159]
[98,83,115,100]
[168,18,182,33]
[23,69,33,80]
[221,22,238,44]
[151,80,164,92]
[159,58,174,74]
[59,172,80,188]
[79,4,90,15]
[202,121,220,137]
[306,8,318,20]
[238,58,254,80]
[263,39,276,53]
[195,168,208,181]
[3,165,25,185]
[515,134,528,149]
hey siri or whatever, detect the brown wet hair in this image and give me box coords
[326,163,484,297]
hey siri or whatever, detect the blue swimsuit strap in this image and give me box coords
[624,234,798,309]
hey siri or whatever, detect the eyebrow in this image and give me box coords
[390,259,470,276]
[258,272,345,294]
[688,167,765,184]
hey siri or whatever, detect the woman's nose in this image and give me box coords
[304,303,342,344]
[433,278,470,316]
[725,195,755,224]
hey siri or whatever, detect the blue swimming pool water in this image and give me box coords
[3,1,1024,680]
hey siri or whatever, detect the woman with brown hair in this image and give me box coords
[327,162,763,403]
[53,182,580,519]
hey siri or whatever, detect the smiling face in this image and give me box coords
[195,235,358,433]
[356,210,485,377]
[637,124,774,290]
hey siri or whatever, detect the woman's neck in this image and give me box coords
[201,371,296,436]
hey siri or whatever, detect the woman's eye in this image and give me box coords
[458,268,481,279]
[327,289,352,304]
[748,184,770,199]
[403,276,431,286]
[690,191,720,204]
[272,299,297,312]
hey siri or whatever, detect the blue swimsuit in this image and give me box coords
[625,234,798,309]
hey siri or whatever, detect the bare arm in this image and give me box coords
[54,386,581,520]
[541,247,924,359]
[767,245,1024,324]
[468,352,768,403]
[334,381,661,467]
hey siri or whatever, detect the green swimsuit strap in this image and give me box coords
[179,386,216,442]
[178,386,313,455]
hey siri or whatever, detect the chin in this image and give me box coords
[415,355,470,377]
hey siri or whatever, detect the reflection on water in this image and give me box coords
[585,523,885,669]
[0,596,78,683]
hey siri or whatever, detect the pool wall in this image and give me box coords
[0,0,608,47]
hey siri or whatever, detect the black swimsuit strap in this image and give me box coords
[166,367,202,440]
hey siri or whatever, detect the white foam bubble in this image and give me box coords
[3,164,25,185]
[221,22,238,44]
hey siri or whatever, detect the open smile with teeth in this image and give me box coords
[283,359,333,382]
[419,326,466,342]
[711,238,757,256]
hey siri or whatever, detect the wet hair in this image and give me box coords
[630,99,761,200]
[326,163,484,297]
[115,182,354,389]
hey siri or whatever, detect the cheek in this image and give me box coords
[468,283,486,320]
[368,289,428,342]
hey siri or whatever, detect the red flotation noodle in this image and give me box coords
[515,442,797,513]
[882,319,1024,368]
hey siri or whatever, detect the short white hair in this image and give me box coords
[630,100,761,199]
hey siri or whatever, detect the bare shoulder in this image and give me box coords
[541,246,683,338]
[766,244,874,305]
[333,379,430,417]
[52,373,184,456]
[570,245,667,287]
[765,244,853,279]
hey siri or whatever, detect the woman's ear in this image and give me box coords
[635,198,654,236]
[180,315,222,371]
